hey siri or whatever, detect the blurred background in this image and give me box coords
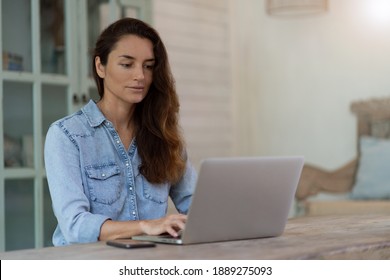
[1,0,390,251]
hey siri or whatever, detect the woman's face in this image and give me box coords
[95,34,155,106]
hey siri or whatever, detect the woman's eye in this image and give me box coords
[120,63,131,68]
[144,64,155,70]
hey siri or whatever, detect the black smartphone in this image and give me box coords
[106,239,156,249]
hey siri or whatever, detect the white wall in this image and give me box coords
[152,0,390,171]
[230,0,390,169]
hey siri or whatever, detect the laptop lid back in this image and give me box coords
[181,156,304,244]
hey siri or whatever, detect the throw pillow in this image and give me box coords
[351,136,390,199]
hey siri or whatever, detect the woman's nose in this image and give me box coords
[133,65,144,81]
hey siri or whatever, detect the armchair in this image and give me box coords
[296,97,390,216]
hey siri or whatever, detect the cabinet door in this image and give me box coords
[0,0,72,251]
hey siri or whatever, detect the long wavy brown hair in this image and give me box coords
[92,18,186,184]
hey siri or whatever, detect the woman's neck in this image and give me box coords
[97,99,136,149]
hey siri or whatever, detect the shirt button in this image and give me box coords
[101,173,105,177]
[116,140,120,144]
[126,163,129,166]
[129,187,133,191]
[132,211,136,215]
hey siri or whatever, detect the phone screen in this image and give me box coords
[106,239,156,249]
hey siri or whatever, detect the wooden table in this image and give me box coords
[1,214,389,260]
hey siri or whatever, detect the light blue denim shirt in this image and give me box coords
[44,100,197,246]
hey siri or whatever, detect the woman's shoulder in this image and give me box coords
[49,101,103,135]
[50,110,86,131]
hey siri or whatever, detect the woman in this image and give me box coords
[44,18,197,246]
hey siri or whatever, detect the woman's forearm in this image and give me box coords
[99,220,144,241]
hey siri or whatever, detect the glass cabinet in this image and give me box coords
[0,0,151,251]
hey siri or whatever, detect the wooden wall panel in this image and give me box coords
[153,0,232,169]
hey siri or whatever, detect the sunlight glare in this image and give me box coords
[366,0,390,26]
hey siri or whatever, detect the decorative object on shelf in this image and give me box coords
[40,0,65,74]
[2,51,23,71]
[266,0,328,16]
[4,134,23,167]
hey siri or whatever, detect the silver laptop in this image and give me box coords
[132,156,304,245]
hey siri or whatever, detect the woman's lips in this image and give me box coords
[127,86,144,92]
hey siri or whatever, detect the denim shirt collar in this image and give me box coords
[81,100,138,156]
[81,100,106,128]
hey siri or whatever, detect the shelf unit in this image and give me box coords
[0,0,151,252]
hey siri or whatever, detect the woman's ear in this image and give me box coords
[95,56,106,78]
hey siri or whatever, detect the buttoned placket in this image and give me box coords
[104,120,139,220]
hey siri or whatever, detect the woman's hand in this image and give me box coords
[99,214,187,241]
[140,214,187,237]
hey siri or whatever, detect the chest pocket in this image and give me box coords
[134,170,169,204]
[142,180,170,204]
[85,163,122,205]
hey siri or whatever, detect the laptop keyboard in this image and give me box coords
[159,230,182,239]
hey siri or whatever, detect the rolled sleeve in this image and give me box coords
[169,159,197,214]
